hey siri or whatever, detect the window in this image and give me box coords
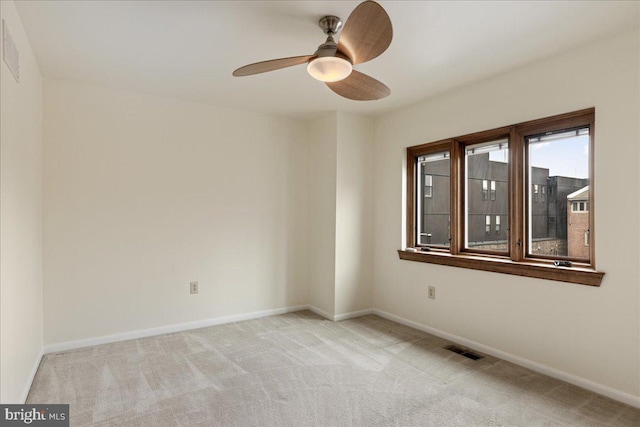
[402,108,602,286]
[571,201,588,212]
[424,175,433,198]
[528,127,589,259]
[416,151,450,247]
[465,140,509,253]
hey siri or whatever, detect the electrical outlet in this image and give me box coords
[190,281,198,294]
[428,286,436,300]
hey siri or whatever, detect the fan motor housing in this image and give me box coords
[319,16,342,35]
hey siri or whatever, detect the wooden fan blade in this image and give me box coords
[325,70,390,101]
[233,55,314,77]
[337,1,392,65]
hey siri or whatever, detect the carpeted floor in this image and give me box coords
[28,310,639,426]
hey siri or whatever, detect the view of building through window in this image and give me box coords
[405,109,597,284]
[417,151,450,247]
[415,130,590,259]
[465,139,509,252]
[527,128,589,259]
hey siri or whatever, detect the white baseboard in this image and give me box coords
[373,308,640,409]
[334,308,374,321]
[43,304,365,355]
[44,305,308,354]
[306,305,373,321]
[22,350,43,403]
[306,305,334,321]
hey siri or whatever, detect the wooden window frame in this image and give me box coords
[401,108,603,286]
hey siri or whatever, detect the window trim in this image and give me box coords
[402,108,603,286]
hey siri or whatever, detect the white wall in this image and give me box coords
[0,0,43,403]
[335,113,373,316]
[307,114,337,316]
[43,79,309,345]
[373,30,640,401]
[306,112,374,318]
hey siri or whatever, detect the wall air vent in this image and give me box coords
[444,344,484,361]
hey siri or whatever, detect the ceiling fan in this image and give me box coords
[232,1,392,101]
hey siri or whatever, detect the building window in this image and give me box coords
[402,108,601,286]
[424,175,433,198]
[571,201,588,212]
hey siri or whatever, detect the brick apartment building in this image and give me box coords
[567,186,590,259]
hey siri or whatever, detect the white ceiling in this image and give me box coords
[14,1,640,119]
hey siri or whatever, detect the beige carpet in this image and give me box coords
[28,311,639,426]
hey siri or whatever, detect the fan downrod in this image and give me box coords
[318,16,342,35]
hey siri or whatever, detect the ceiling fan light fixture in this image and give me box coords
[306,56,353,82]
[232,1,392,100]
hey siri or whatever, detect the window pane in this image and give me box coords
[465,139,509,252]
[417,151,450,247]
[527,127,589,259]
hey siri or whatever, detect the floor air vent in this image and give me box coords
[444,344,484,361]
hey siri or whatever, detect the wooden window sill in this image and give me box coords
[397,249,604,286]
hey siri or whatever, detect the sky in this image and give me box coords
[489,134,589,179]
[529,135,589,179]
